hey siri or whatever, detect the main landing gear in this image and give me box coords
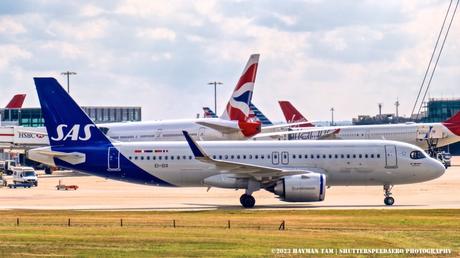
[240,194,255,208]
[239,180,260,208]
[383,184,395,206]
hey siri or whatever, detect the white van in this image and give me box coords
[12,167,38,186]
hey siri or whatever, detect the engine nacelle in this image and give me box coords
[203,174,248,189]
[274,174,326,202]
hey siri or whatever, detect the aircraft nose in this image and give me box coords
[430,159,446,178]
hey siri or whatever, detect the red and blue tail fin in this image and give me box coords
[278,100,314,127]
[202,107,218,118]
[444,111,460,124]
[220,54,259,122]
[5,94,26,108]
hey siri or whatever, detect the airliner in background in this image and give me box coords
[0,54,262,146]
[28,77,446,208]
[256,101,460,159]
[5,94,27,109]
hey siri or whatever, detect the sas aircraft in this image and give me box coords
[28,77,445,208]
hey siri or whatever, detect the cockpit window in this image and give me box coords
[410,151,425,160]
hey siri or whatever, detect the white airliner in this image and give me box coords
[256,101,460,153]
[28,77,446,208]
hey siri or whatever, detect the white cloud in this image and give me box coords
[0,44,32,70]
[0,17,26,34]
[136,27,176,41]
[47,18,110,41]
[80,4,106,17]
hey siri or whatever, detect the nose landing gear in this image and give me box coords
[383,184,395,206]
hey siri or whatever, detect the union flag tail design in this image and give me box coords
[278,101,314,127]
[5,94,26,108]
[220,54,259,122]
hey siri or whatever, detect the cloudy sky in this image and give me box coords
[0,0,459,121]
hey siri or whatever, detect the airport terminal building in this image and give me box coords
[0,106,142,127]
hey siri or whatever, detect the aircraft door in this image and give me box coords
[281,151,289,165]
[108,147,120,171]
[384,145,398,168]
[156,129,162,140]
[272,151,279,165]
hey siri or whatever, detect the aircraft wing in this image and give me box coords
[261,121,318,132]
[195,121,241,134]
[182,131,319,181]
[252,128,341,140]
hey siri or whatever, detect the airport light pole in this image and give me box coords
[61,71,77,93]
[208,81,223,114]
[330,107,335,126]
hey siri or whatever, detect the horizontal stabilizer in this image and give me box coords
[36,150,86,165]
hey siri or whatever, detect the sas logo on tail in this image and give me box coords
[51,124,95,141]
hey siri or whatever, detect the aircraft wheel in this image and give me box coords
[240,194,255,208]
[384,197,395,206]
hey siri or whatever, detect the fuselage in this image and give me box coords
[28,139,445,188]
[278,122,460,150]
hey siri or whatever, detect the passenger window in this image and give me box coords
[231,155,234,159]
[171,156,174,160]
[365,154,368,158]
[371,154,374,158]
[335,154,338,159]
[177,156,180,160]
[346,154,350,159]
[140,156,144,160]
[129,156,132,160]
[261,155,264,159]
[219,155,222,159]
[189,156,192,160]
[237,155,240,159]
[305,155,308,159]
[243,155,247,159]
[352,154,356,158]
[159,156,162,160]
[183,156,187,160]
[311,154,314,159]
[329,154,332,159]
[147,156,150,160]
[322,155,326,159]
[267,155,270,159]
[316,155,320,159]
[410,151,425,159]
[359,154,362,158]
[165,156,168,160]
[255,155,258,159]
[249,155,253,159]
[134,156,138,160]
[341,154,344,159]
[153,156,156,160]
[225,155,228,159]
[292,154,296,159]
[377,154,380,158]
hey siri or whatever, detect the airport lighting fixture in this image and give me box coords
[61,71,77,94]
[330,107,335,126]
[208,81,223,114]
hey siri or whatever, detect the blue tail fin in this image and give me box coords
[249,102,273,126]
[34,77,111,148]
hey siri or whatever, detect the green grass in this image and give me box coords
[0,209,458,257]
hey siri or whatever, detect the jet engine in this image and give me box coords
[273,173,326,202]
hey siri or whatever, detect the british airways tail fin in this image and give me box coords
[202,107,218,118]
[5,94,26,108]
[278,100,314,127]
[249,102,273,126]
[34,77,111,147]
[220,54,259,122]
